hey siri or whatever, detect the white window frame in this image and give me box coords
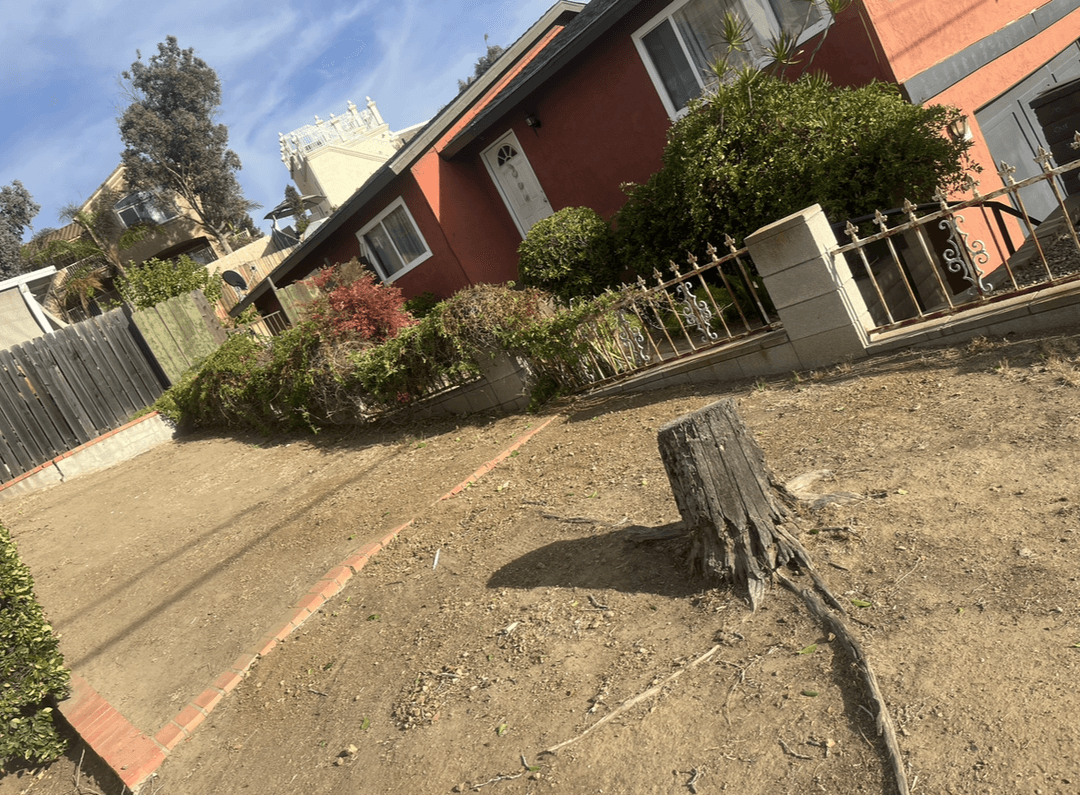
[354,197,433,283]
[114,191,178,228]
[633,0,830,119]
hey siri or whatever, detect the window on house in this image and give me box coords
[114,191,177,228]
[634,0,828,118]
[186,243,218,266]
[354,198,432,281]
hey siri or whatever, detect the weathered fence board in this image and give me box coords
[75,320,138,417]
[277,282,316,325]
[10,347,74,451]
[108,310,169,403]
[131,291,228,385]
[0,348,58,461]
[22,335,95,442]
[67,327,127,425]
[0,307,167,482]
[48,330,109,433]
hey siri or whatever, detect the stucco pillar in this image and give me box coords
[745,204,871,370]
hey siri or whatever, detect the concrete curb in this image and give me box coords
[57,414,561,792]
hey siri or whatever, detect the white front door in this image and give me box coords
[482,131,553,236]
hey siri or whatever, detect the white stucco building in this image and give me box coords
[279,98,424,222]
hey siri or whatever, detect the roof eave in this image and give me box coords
[440,0,635,159]
[232,1,589,316]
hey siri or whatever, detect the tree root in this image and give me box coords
[775,569,909,795]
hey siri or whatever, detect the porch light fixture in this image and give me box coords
[525,114,542,129]
[948,116,972,142]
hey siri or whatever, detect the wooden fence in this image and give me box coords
[0,309,166,482]
[130,291,228,385]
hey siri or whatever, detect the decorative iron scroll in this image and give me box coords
[938,212,991,293]
[674,282,719,343]
[616,310,649,366]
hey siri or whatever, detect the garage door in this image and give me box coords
[975,42,1080,222]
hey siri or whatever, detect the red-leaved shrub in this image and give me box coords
[302,260,415,343]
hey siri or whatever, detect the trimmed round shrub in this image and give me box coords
[517,207,620,301]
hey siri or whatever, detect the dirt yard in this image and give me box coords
[4,328,1080,795]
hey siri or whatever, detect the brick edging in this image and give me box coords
[60,414,561,792]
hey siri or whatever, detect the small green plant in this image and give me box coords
[517,207,620,300]
[0,524,71,766]
[403,291,440,319]
[117,253,223,308]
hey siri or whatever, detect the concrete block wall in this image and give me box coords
[408,353,532,419]
[0,413,176,501]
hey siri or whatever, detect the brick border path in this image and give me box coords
[57,415,560,792]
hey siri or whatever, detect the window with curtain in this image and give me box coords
[634,0,828,118]
[355,198,433,281]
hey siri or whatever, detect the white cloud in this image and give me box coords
[1,0,579,237]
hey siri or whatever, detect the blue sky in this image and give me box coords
[0,0,558,239]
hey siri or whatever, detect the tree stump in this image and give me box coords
[657,398,816,610]
[656,399,909,793]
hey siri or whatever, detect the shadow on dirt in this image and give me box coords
[486,525,706,599]
[166,407,524,454]
[0,718,126,795]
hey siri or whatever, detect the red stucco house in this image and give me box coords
[235,0,1080,318]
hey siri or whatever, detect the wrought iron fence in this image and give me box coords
[546,238,778,392]
[835,137,1080,333]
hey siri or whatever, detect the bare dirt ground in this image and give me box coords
[5,327,1080,795]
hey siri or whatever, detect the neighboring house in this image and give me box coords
[809,0,1080,222]
[279,98,426,223]
[33,165,254,320]
[0,267,65,349]
[82,165,225,267]
[234,0,1080,321]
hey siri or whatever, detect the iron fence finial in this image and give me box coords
[873,209,888,232]
[1035,146,1054,171]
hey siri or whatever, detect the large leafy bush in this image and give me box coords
[517,207,620,300]
[118,253,223,308]
[615,71,976,275]
[1,524,70,766]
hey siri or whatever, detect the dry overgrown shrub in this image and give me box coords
[302,261,415,343]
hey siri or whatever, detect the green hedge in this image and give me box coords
[0,524,70,765]
[615,71,976,276]
[154,283,637,431]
